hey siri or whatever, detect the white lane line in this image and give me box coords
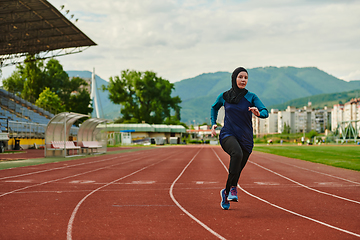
[254,182,280,185]
[69,180,96,184]
[66,155,174,240]
[260,155,360,185]
[169,148,226,240]
[128,180,156,184]
[250,161,360,205]
[212,148,360,238]
[4,179,33,183]
[0,155,150,198]
[112,204,176,207]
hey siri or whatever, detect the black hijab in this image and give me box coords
[223,67,248,104]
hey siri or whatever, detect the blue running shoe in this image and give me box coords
[220,189,230,210]
[228,186,238,202]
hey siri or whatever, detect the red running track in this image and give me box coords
[0,145,359,239]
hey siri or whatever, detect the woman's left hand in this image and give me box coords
[248,107,260,116]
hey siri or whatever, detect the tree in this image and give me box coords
[66,82,93,115]
[308,129,318,139]
[2,71,25,96]
[43,58,71,100]
[105,70,181,124]
[20,55,45,102]
[282,122,291,134]
[2,56,92,115]
[35,87,65,114]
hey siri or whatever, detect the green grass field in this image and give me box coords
[253,144,360,171]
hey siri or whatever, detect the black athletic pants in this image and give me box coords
[220,136,251,194]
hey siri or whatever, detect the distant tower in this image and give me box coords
[91,68,100,118]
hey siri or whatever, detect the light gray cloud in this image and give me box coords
[2,0,359,83]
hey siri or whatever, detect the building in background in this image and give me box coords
[331,98,360,139]
[209,100,343,136]
[278,106,297,134]
[312,106,331,133]
[253,109,277,137]
[331,104,344,132]
[252,102,331,135]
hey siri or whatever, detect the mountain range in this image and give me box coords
[270,89,360,110]
[67,67,360,125]
[172,67,360,125]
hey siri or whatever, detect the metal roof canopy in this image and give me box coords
[170,125,187,133]
[45,112,87,157]
[104,123,186,133]
[106,123,155,132]
[77,118,108,142]
[0,0,96,66]
[77,118,108,154]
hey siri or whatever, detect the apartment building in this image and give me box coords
[216,101,333,135]
[331,98,360,135]
[253,103,331,135]
[331,104,344,132]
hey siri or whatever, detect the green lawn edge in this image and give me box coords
[253,144,360,171]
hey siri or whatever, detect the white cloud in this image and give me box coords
[2,0,359,83]
[341,70,360,81]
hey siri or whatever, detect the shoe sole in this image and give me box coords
[220,189,230,210]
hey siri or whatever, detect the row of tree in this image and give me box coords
[2,55,92,115]
[2,56,183,125]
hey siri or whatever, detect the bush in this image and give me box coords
[188,140,203,144]
[308,130,318,139]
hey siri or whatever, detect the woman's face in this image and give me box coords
[236,71,248,89]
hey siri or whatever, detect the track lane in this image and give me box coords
[0,147,186,239]
[0,150,161,197]
[169,146,226,240]
[0,150,149,181]
[251,152,360,202]
[1,145,359,239]
[173,146,346,239]
[67,155,172,240]
[253,151,360,185]
[212,147,360,239]
[69,146,222,239]
[250,160,360,204]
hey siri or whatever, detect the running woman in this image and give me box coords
[210,67,268,210]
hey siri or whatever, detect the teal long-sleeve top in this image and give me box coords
[211,91,268,153]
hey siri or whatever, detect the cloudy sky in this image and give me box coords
[2,0,360,83]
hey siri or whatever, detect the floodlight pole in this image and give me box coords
[91,68,100,118]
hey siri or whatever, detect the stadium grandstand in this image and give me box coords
[0,0,96,150]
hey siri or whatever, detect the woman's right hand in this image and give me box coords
[211,124,217,137]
